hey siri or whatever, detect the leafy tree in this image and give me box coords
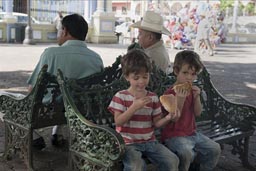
[238,1,245,16]
[245,2,255,15]
[219,0,234,11]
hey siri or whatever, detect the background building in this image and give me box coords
[1,0,256,44]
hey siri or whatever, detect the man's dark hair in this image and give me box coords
[121,49,152,76]
[61,13,88,41]
[173,50,203,74]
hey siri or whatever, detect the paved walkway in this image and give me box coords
[0,42,256,171]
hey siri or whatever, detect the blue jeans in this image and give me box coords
[123,141,179,171]
[164,132,221,171]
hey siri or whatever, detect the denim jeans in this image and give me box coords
[164,132,221,171]
[123,141,179,171]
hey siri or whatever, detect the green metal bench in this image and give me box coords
[57,56,256,171]
[57,56,173,171]
[0,65,66,170]
[1,56,255,171]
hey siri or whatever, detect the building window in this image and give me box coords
[122,7,127,14]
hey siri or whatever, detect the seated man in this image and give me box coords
[130,11,172,74]
[28,13,104,149]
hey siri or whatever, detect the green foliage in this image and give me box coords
[238,1,245,15]
[219,0,234,11]
[245,2,255,15]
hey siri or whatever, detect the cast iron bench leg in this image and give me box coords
[242,137,255,171]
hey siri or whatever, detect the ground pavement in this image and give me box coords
[0,43,256,171]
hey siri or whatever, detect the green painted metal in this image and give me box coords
[57,56,256,171]
[0,65,66,170]
[1,55,256,171]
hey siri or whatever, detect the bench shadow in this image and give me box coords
[0,70,31,94]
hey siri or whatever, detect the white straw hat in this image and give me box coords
[130,11,171,36]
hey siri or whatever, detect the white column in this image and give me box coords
[96,0,104,13]
[5,0,13,13]
[23,0,35,45]
[84,0,90,21]
[140,0,146,16]
[90,0,117,43]
[4,0,16,43]
[106,0,112,13]
[229,0,239,43]
[4,0,14,18]
[130,1,137,19]
[230,0,238,33]
[152,0,159,11]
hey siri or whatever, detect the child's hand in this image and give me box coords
[132,96,152,110]
[175,87,190,98]
[165,108,181,122]
[192,85,201,100]
[173,82,192,98]
[171,108,181,122]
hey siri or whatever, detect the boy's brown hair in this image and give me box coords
[121,49,152,76]
[173,50,203,75]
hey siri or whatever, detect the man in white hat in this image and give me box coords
[130,11,172,74]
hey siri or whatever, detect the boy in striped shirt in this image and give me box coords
[108,49,179,171]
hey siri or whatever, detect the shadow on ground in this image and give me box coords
[0,70,31,94]
[203,62,256,106]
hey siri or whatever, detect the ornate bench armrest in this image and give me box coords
[198,70,256,130]
[0,93,31,126]
[58,69,125,170]
[214,98,256,128]
[66,104,125,169]
[200,79,256,128]
[0,65,65,128]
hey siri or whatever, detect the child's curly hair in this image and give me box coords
[121,49,152,76]
[173,50,203,75]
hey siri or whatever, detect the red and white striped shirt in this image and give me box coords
[108,90,161,144]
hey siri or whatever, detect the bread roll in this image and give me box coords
[160,94,176,113]
[173,82,192,92]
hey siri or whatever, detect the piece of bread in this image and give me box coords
[160,94,176,113]
[173,82,192,92]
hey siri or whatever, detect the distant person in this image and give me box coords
[108,49,179,171]
[210,12,227,49]
[161,50,221,171]
[130,11,172,74]
[28,13,104,149]
[54,11,64,39]
[194,11,214,56]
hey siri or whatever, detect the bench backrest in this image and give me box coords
[58,56,182,129]
[0,65,65,129]
[58,56,255,133]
